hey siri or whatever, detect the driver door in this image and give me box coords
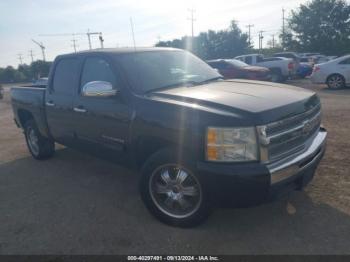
[72,56,132,153]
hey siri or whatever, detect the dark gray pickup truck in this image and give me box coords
[11,48,327,227]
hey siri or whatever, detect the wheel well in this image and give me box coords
[18,109,34,127]
[135,137,175,169]
[269,67,282,74]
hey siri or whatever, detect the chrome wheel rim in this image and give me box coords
[328,75,343,89]
[149,165,202,219]
[27,127,39,156]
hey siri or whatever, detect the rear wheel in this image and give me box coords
[270,71,283,83]
[24,119,55,160]
[326,74,345,89]
[140,149,212,227]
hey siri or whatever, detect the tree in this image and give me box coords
[156,20,249,60]
[0,61,52,83]
[286,0,350,54]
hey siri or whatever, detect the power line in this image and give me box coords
[187,8,196,38]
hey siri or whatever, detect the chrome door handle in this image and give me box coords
[73,107,87,113]
[46,101,55,107]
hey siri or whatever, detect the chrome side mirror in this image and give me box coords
[81,81,117,97]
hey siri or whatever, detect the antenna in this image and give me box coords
[187,8,196,38]
[32,39,46,61]
[130,17,136,50]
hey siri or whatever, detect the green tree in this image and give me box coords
[285,0,350,54]
[156,20,249,60]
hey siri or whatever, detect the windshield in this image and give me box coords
[115,50,221,93]
[228,59,249,68]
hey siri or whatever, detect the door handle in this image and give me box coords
[46,101,55,107]
[73,107,87,113]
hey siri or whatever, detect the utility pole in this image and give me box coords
[87,29,92,50]
[18,53,23,65]
[99,33,104,48]
[187,8,196,38]
[71,38,78,53]
[271,34,275,48]
[246,24,254,46]
[259,31,264,51]
[29,50,34,63]
[282,8,285,49]
[32,39,46,61]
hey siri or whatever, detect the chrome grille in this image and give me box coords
[258,103,321,163]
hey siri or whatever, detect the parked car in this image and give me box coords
[0,85,3,99]
[11,48,327,227]
[235,54,295,82]
[207,59,270,81]
[273,52,301,70]
[297,63,313,78]
[33,77,48,87]
[311,54,350,89]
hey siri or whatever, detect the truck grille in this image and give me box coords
[258,103,321,163]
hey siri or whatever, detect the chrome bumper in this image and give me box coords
[267,129,327,185]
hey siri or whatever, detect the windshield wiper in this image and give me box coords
[198,76,223,84]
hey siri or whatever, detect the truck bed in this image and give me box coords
[11,86,49,137]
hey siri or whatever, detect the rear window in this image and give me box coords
[52,58,80,95]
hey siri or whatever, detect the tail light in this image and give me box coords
[313,66,320,73]
[288,62,294,70]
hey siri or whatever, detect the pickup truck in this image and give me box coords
[235,54,295,82]
[11,48,327,227]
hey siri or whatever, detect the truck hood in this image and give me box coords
[148,79,319,125]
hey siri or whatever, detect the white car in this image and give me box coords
[311,55,350,89]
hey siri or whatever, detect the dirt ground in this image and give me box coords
[0,80,349,255]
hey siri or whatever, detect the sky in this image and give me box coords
[0,0,307,67]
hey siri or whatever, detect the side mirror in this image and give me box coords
[81,81,117,97]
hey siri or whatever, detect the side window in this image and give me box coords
[52,58,80,95]
[339,58,350,65]
[80,57,117,89]
[256,56,263,63]
[245,56,252,65]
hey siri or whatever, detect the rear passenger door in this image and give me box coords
[338,58,350,83]
[72,56,132,152]
[45,57,81,144]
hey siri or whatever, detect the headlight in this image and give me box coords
[206,127,258,162]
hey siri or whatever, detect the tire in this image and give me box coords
[24,119,55,160]
[139,148,212,227]
[270,72,283,83]
[326,74,345,89]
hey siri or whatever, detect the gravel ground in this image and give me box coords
[0,80,349,255]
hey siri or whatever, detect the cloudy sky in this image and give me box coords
[0,0,307,67]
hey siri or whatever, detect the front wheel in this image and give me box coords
[24,119,55,160]
[327,74,345,89]
[139,149,212,227]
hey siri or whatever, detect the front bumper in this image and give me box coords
[197,128,327,206]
